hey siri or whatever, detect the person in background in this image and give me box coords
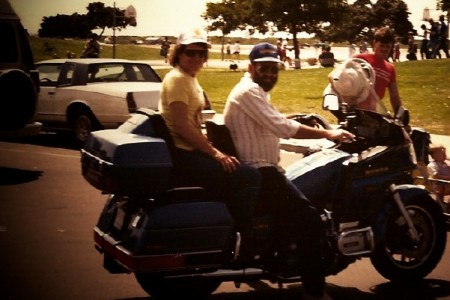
[282,38,293,67]
[393,37,401,62]
[427,144,450,209]
[318,45,335,67]
[348,43,356,58]
[225,40,231,61]
[353,26,402,114]
[429,18,440,58]
[277,38,285,61]
[81,33,100,58]
[437,15,449,59]
[233,40,241,62]
[224,42,354,300]
[359,40,368,53]
[406,31,418,61]
[420,24,431,59]
[160,37,170,63]
[159,28,260,240]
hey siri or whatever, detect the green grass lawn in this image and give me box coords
[31,37,450,135]
[194,61,450,135]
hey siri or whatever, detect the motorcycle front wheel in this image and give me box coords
[135,273,221,300]
[371,196,447,282]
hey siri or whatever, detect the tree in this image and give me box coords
[205,0,414,52]
[204,0,252,36]
[38,2,136,39]
[437,0,450,12]
[251,0,347,59]
[39,14,91,38]
[315,0,375,43]
[316,0,413,44]
[85,2,136,37]
[437,0,450,25]
[204,0,345,62]
[373,0,413,38]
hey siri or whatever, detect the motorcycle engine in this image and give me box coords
[337,224,374,256]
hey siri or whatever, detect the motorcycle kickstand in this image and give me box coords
[390,184,420,242]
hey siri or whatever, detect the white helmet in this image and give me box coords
[329,58,375,105]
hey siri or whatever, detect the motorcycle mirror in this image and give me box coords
[323,94,339,111]
[395,106,410,126]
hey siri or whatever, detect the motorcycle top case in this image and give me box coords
[81,129,173,195]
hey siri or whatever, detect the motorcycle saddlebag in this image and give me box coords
[123,199,234,255]
[81,129,173,195]
[95,193,234,272]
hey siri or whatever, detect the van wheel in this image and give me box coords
[0,69,36,129]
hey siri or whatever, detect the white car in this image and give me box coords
[35,58,162,144]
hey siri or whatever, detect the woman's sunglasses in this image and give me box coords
[184,49,208,58]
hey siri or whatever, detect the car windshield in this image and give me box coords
[88,63,161,83]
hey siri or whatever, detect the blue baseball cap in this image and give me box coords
[249,42,281,63]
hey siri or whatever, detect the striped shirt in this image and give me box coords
[223,73,301,170]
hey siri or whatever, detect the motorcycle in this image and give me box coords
[81,95,447,299]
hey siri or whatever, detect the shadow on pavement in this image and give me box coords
[0,167,43,185]
[209,281,375,300]
[0,131,80,150]
[370,279,450,300]
[207,279,450,300]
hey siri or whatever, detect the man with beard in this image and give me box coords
[223,43,354,300]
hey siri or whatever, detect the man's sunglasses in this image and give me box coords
[255,64,279,74]
[184,49,208,58]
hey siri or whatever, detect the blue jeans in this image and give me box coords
[174,148,261,233]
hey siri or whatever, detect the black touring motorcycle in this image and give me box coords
[81,95,447,299]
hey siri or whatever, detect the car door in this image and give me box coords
[36,62,63,123]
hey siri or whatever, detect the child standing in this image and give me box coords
[427,144,450,209]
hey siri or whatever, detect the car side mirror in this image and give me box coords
[322,94,339,111]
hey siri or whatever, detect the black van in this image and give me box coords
[0,0,41,135]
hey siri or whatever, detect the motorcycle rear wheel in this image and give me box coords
[135,273,221,299]
[371,196,447,282]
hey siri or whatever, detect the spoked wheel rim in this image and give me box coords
[384,205,436,269]
[74,115,92,143]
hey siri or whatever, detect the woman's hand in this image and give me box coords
[213,149,240,173]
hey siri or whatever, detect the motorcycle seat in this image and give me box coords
[205,120,238,158]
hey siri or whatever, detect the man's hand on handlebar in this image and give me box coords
[327,129,355,143]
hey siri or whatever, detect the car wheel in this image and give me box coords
[72,111,98,145]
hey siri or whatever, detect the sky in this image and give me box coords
[9,0,445,37]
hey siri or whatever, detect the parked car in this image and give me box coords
[0,0,41,136]
[35,58,163,144]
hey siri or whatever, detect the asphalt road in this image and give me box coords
[1,133,450,300]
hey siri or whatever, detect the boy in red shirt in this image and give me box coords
[354,27,402,114]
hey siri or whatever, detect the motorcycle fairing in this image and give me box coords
[286,148,351,203]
